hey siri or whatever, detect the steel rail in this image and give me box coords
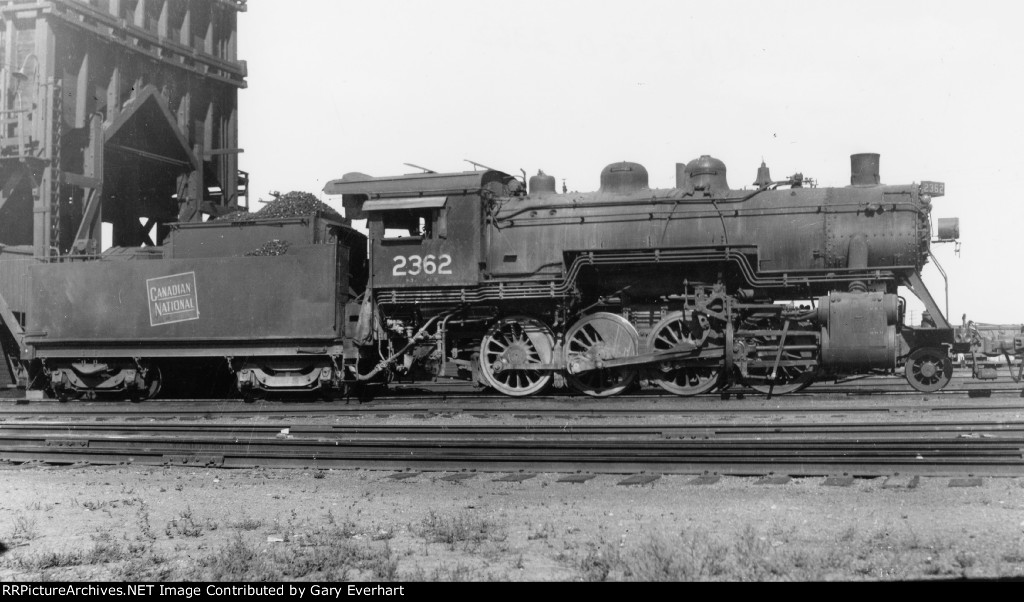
[1,420,1021,477]
[1,396,1023,419]
[3,420,1024,437]
[1,369,1019,407]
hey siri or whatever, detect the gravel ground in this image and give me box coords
[1,464,1022,581]
[1,395,1022,581]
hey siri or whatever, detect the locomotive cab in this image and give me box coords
[366,195,479,288]
[325,169,521,291]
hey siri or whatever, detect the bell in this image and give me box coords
[754,161,772,188]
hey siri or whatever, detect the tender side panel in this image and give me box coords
[27,245,344,349]
[167,218,330,259]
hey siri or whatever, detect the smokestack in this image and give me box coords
[850,153,880,186]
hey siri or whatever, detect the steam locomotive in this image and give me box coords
[22,153,973,400]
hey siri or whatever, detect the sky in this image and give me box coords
[237,0,1024,324]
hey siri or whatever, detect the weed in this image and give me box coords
[135,500,157,543]
[1002,550,1024,563]
[406,562,474,582]
[83,541,126,564]
[14,550,84,570]
[187,531,398,581]
[114,551,172,582]
[528,522,556,541]
[8,539,126,572]
[616,530,731,581]
[837,525,858,543]
[166,506,218,538]
[955,550,977,570]
[371,527,395,541]
[231,518,264,531]
[576,542,619,581]
[11,515,38,542]
[569,526,811,581]
[416,510,506,550]
[127,542,149,555]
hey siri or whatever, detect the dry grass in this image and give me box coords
[570,523,1011,581]
[165,506,218,538]
[3,467,1023,582]
[415,510,506,550]
[186,528,398,581]
[10,516,38,543]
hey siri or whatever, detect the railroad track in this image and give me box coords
[1,395,1022,420]
[1,370,1020,408]
[1,418,1022,477]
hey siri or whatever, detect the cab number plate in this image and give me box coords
[392,254,453,276]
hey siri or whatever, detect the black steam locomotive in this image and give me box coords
[22,153,972,399]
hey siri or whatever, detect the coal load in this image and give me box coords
[245,239,291,257]
[253,191,344,221]
[216,192,343,223]
[217,209,255,222]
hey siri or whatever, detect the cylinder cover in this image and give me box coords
[817,292,899,370]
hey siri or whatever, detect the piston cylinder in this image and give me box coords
[817,292,899,370]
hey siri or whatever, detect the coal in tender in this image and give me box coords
[245,239,291,257]
[216,209,256,222]
[253,191,344,221]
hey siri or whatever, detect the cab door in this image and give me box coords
[367,194,481,288]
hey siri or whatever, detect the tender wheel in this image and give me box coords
[646,311,721,396]
[563,312,639,397]
[479,316,555,397]
[905,347,953,392]
[135,366,162,402]
[743,321,818,395]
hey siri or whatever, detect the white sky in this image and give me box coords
[237,0,1024,324]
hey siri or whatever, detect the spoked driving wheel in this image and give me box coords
[905,347,952,392]
[131,366,164,405]
[646,311,721,396]
[479,316,555,397]
[563,312,640,397]
[742,319,818,395]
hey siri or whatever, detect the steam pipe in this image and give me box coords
[356,310,456,381]
[928,249,950,321]
[847,234,869,292]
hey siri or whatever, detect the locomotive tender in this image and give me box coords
[22,152,967,399]
[25,214,369,400]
